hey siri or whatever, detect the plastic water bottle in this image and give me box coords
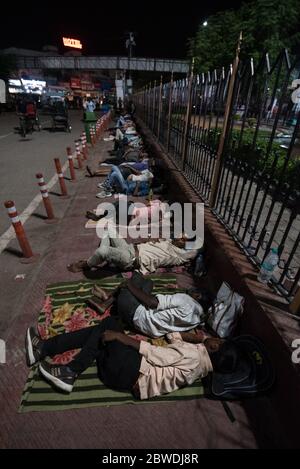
[257,247,279,284]
[194,252,207,278]
[148,188,153,202]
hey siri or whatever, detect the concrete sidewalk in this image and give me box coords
[0,131,280,449]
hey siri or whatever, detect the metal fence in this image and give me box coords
[13,55,189,73]
[133,48,300,307]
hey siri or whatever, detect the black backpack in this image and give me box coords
[203,335,275,401]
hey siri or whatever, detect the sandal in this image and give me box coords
[67,260,89,273]
[86,211,100,222]
[87,296,114,315]
[92,285,109,301]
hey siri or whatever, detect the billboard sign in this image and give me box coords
[70,78,81,89]
[63,37,82,49]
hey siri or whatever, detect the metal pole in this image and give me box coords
[157,75,163,140]
[147,83,151,126]
[209,32,243,208]
[182,58,195,170]
[167,72,174,152]
[290,287,300,315]
[152,80,157,131]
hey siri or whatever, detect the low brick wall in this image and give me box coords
[137,117,300,448]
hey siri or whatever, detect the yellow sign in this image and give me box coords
[63,37,83,49]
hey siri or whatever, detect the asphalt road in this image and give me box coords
[0,110,89,236]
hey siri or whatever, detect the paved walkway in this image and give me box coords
[0,129,285,449]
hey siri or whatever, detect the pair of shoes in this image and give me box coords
[25,327,43,366]
[39,361,77,393]
[96,191,112,198]
[103,136,115,142]
[97,182,112,191]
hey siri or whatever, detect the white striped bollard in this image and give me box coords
[36,173,58,223]
[90,126,95,146]
[54,158,69,197]
[80,134,87,160]
[4,200,39,263]
[75,140,83,169]
[66,147,76,181]
[82,132,88,158]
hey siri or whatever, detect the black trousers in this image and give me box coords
[41,316,141,392]
[117,271,153,328]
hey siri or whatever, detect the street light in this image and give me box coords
[203,21,208,26]
[126,32,136,60]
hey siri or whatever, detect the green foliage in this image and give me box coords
[188,0,300,71]
[204,127,300,189]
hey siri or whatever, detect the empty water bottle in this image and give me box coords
[257,247,279,284]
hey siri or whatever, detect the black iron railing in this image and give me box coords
[132,48,300,308]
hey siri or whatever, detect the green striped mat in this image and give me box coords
[19,275,204,413]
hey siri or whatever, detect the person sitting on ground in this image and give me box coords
[25,315,224,396]
[116,271,209,338]
[67,224,200,274]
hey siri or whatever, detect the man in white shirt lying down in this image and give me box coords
[68,224,201,275]
[116,271,210,338]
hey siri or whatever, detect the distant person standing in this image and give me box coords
[17,97,27,115]
[127,100,136,116]
[86,98,96,113]
[118,97,123,112]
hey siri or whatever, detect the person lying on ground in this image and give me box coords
[85,198,166,225]
[25,315,224,397]
[117,271,209,338]
[86,153,150,178]
[101,146,144,166]
[96,165,154,198]
[67,224,200,274]
[86,198,135,223]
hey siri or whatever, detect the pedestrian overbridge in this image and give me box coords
[14,55,190,74]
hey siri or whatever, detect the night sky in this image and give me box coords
[0,1,246,59]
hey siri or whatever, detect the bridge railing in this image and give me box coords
[14,55,189,73]
[133,49,300,310]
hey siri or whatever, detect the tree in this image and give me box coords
[0,54,17,80]
[188,0,300,72]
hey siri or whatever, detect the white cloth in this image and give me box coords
[138,332,213,399]
[137,239,196,275]
[133,293,205,338]
[130,170,154,182]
